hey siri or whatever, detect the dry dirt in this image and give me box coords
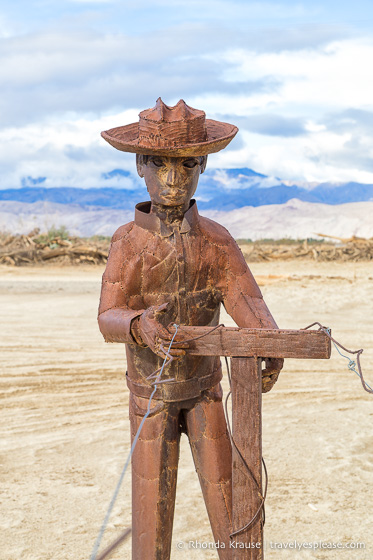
[1,261,372,560]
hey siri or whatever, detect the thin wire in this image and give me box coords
[89,325,179,560]
[330,334,372,392]
[168,323,225,344]
[303,322,372,394]
[94,528,131,560]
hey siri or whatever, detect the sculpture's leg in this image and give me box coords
[185,384,232,559]
[129,393,180,560]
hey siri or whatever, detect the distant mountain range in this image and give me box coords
[1,198,372,239]
[1,167,373,211]
[2,168,373,238]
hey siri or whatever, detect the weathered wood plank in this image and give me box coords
[231,357,263,559]
[169,326,331,359]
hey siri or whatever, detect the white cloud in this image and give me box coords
[0,32,131,89]
[219,38,373,111]
[1,28,258,127]
[1,20,373,187]
[187,38,373,182]
[211,128,373,184]
[0,110,140,188]
[210,169,282,189]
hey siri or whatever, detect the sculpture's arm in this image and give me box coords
[98,307,143,344]
[222,241,283,392]
[222,243,277,329]
[98,237,144,344]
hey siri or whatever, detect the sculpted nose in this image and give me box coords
[166,168,177,185]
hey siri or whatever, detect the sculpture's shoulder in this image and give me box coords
[199,215,250,277]
[105,221,138,275]
[111,221,135,243]
[198,215,235,248]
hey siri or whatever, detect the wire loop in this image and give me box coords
[303,322,372,393]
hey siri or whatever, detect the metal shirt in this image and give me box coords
[98,200,277,401]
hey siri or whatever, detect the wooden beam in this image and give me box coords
[169,326,331,359]
[231,357,263,559]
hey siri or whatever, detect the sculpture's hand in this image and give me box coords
[131,303,189,358]
[261,358,284,393]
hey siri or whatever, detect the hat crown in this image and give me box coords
[138,98,207,149]
[140,98,205,123]
[101,98,238,156]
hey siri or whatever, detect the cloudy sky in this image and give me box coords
[1,0,373,189]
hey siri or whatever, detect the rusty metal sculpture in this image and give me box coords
[98,99,330,559]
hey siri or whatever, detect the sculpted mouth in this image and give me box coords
[161,189,184,198]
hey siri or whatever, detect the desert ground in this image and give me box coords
[1,259,372,560]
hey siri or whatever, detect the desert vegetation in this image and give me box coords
[1,227,373,266]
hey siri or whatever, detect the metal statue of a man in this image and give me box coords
[98,98,283,560]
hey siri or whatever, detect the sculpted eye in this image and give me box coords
[151,158,164,168]
[183,159,198,169]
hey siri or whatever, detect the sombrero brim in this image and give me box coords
[101,119,238,156]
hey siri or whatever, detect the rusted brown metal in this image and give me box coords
[98,99,286,560]
[101,97,238,156]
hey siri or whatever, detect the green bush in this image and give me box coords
[35,225,70,244]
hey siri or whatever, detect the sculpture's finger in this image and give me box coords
[172,334,190,346]
[157,337,189,350]
[262,371,280,393]
[168,349,186,357]
[262,357,284,377]
[154,347,185,360]
[157,326,190,349]
[262,368,281,377]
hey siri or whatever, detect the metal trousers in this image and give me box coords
[129,383,233,560]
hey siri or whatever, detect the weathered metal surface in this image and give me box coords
[232,358,263,560]
[98,99,286,560]
[130,386,233,559]
[167,325,331,359]
[101,97,238,156]
[97,201,282,403]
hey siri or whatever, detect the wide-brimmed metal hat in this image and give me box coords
[101,98,238,156]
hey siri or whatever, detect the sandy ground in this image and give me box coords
[1,261,372,560]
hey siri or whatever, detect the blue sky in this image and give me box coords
[1,0,373,188]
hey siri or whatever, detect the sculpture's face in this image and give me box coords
[138,155,205,207]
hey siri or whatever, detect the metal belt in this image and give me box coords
[126,366,222,402]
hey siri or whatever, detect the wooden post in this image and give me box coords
[231,357,263,560]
